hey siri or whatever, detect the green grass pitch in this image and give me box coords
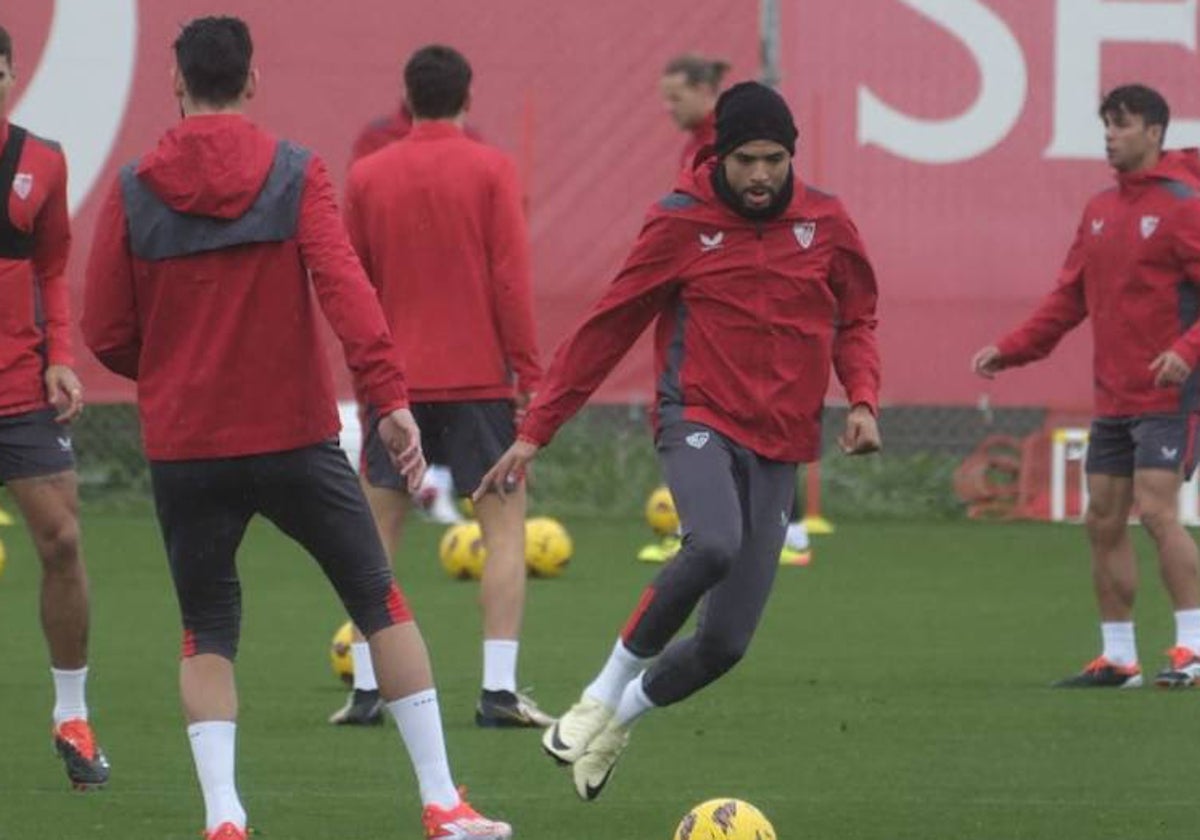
[1,512,1197,839]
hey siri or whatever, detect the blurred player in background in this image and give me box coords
[0,23,107,791]
[82,17,511,839]
[660,53,728,172]
[350,67,484,528]
[973,84,1200,691]
[343,44,548,730]
[478,81,881,800]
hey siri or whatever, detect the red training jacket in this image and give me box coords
[350,107,482,164]
[0,121,73,416]
[520,156,881,464]
[344,121,541,403]
[678,111,716,173]
[83,115,408,461]
[996,149,1200,416]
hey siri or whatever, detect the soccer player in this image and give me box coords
[343,45,548,731]
[973,84,1200,690]
[0,24,108,791]
[477,81,882,800]
[82,17,511,840]
[660,53,729,171]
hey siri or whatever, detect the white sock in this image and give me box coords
[584,640,652,710]
[386,689,459,810]
[187,721,246,831]
[51,666,89,725]
[351,641,378,691]
[1100,621,1138,667]
[482,639,518,693]
[613,672,656,728]
[1175,609,1200,651]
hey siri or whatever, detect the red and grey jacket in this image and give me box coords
[519,155,881,464]
[0,120,72,417]
[997,149,1200,416]
[83,114,408,461]
[344,121,541,403]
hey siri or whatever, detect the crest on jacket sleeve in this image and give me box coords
[793,221,816,249]
[1140,215,1159,239]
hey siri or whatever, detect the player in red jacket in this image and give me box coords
[660,54,728,173]
[478,82,882,800]
[83,18,511,840]
[0,24,107,791]
[343,44,548,731]
[973,84,1200,691]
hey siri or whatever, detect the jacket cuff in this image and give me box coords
[847,388,878,416]
[1171,339,1200,370]
[364,380,409,416]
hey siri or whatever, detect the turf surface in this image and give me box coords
[0,513,1196,839]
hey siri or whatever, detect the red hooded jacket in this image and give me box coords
[83,115,408,461]
[344,121,541,403]
[519,157,881,464]
[997,149,1200,416]
[0,121,73,417]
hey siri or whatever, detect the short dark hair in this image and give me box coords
[0,25,12,66]
[663,54,731,90]
[1100,84,1170,143]
[404,45,471,119]
[174,16,253,106]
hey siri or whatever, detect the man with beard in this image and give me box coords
[476,81,882,801]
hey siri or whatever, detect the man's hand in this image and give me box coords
[1150,350,1192,388]
[45,365,84,423]
[377,408,427,493]
[474,439,539,502]
[838,404,881,455]
[971,345,1004,379]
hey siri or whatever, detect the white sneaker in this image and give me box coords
[572,718,631,801]
[541,695,613,765]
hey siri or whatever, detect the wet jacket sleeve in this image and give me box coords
[829,207,881,413]
[995,219,1089,366]
[82,178,141,379]
[487,156,542,395]
[297,156,408,414]
[1168,200,1200,367]
[519,214,685,446]
[34,150,73,366]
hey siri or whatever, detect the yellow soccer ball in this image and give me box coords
[645,485,680,536]
[439,521,486,580]
[524,517,573,577]
[673,798,776,840]
[330,620,354,686]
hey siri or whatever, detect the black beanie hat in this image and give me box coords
[714,81,798,158]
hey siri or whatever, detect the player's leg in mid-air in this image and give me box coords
[2,409,108,790]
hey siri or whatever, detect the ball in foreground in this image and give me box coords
[439,521,487,580]
[330,620,354,686]
[673,798,776,840]
[645,485,680,535]
[524,516,573,577]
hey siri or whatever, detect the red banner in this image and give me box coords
[10,1,1200,409]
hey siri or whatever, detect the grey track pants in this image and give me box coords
[624,421,797,706]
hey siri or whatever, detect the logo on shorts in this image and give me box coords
[12,173,32,200]
[1091,218,1104,235]
[1141,215,1160,239]
[57,436,72,452]
[685,431,710,449]
[780,509,789,527]
[1162,445,1179,461]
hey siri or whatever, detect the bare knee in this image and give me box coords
[1139,503,1182,543]
[35,518,82,572]
[1085,506,1126,547]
